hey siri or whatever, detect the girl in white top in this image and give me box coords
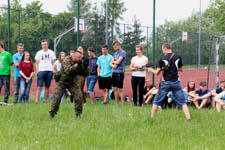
[53,52,66,102]
[53,52,66,73]
[129,45,148,106]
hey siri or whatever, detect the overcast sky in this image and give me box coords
[1,0,211,26]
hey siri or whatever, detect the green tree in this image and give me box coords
[122,17,145,64]
[67,0,91,18]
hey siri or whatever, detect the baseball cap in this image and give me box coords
[199,81,207,87]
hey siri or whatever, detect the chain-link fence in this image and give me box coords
[1,7,225,87]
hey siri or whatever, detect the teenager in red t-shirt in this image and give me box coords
[19,51,34,103]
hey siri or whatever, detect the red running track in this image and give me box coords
[1,68,225,100]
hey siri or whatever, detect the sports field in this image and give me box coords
[3,68,225,99]
[0,98,225,150]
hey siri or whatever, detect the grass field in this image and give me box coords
[0,98,225,150]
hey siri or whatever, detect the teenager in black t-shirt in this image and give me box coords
[147,43,191,120]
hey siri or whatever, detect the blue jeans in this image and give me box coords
[13,77,20,103]
[19,78,32,103]
[86,75,97,93]
[153,80,186,106]
[0,75,10,103]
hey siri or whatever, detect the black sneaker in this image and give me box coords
[49,112,55,119]
[103,102,109,105]
[76,114,81,118]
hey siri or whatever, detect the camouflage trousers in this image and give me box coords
[76,75,86,104]
[49,80,83,116]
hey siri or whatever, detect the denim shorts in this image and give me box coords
[153,80,186,106]
[37,71,53,88]
[86,75,97,93]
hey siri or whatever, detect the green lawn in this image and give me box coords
[0,98,225,150]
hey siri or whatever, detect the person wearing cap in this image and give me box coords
[190,81,212,109]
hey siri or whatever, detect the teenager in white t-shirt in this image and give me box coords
[129,45,148,106]
[35,40,56,103]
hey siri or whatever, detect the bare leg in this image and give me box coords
[151,104,158,119]
[113,87,119,105]
[103,89,109,103]
[44,87,49,103]
[118,88,125,106]
[182,104,191,120]
[89,93,95,103]
[35,87,42,103]
[212,97,216,107]
[193,101,200,109]
[216,103,221,112]
[145,94,153,104]
[199,99,209,109]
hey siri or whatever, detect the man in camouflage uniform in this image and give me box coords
[49,51,83,118]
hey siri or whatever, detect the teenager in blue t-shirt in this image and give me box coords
[97,45,113,105]
[13,43,24,103]
[110,40,126,107]
[190,81,212,109]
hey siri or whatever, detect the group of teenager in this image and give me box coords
[1,39,225,119]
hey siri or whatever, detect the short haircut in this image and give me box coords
[162,43,171,50]
[112,40,120,46]
[0,41,4,48]
[199,81,207,87]
[17,43,24,48]
[136,45,144,51]
[102,44,108,49]
[220,80,225,83]
[88,47,95,52]
[41,39,48,43]
[74,50,82,55]
[77,46,83,51]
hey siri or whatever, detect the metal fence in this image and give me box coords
[1,7,225,69]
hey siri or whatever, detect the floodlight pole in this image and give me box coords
[198,0,202,68]
[105,0,109,45]
[215,37,220,87]
[8,0,11,52]
[152,0,156,85]
[77,0,80,48]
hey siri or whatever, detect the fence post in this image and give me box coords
[62,15,65,51]
[18,9,21,43]
[8,0,11,52]
[152,0,156,85]
[41,13,44,39]
[76,0,80,48]
[146,27,149,58]
[123,24,126,41]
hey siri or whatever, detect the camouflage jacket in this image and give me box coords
[58,56,80,82]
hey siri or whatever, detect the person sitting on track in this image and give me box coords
[183,80,196,106]
[189,81,212,109]
[214,90,225,112]
[143,84,158,105]
[211,80,225,107]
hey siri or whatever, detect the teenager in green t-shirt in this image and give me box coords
[0,41,13,103]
